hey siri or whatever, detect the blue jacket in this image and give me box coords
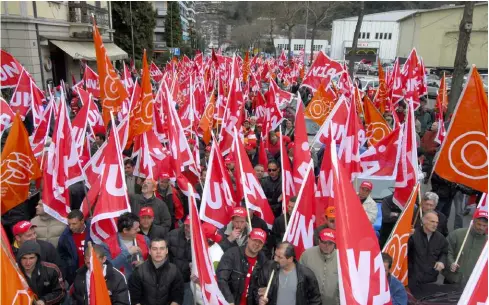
[389,274,407,305]
[56,221,92,285]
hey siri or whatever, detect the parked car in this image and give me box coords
[360,78,380,92]
[368,64,379,75]
[427,80,440,98]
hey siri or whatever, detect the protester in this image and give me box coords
[420,121,440,168]
[124,158,141,196]
[31,200,66,248]
[414,98,434,137]
[91,132,105,156]
[382,253,407,305]
[254,164,266,180]
[379,194,403,247]
[270,196,296,250]
[72,244,130,305]
[166,216,193,305]
[266,131,281,160]
[17,240,66,305]
[407,211,448,298]
[128,238,184,305]
[301,228,339,305]
[357,181,378,224]
[245,142,260,167]
[216,228,268,305]
[138,207,168,240]
[413,192,448,236]
[156,172,176,225]
[102,212,149,279]
[218,207,252,252]
[313,206,336,246]
[261,161,282,217]
[130,178,172,232]
[253,241,321,305]
[443,212,488,285]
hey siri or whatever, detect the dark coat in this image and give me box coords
[270,213,288,250]
[412,207,449,237]
[165,226,192,282]
[128,259,184,305]
[130,194,172,232]
[261,176,283,217]
[251,260,322,305]
[379,194,402,246]
[13,239,61,268]
[139,223,168,241]
[71,261,130,305]
[216,245,267,305]
[156,186,175,225]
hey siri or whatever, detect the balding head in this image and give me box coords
[422,211,439,234]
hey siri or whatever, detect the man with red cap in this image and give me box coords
[200,146,211,167]
[313,206,336,246]
[443,209,487,285]
[156,172,176,226]
[217,228,268,305]
[138,207,168,240]
[245,142,259,167]
[300,228,339,305]
[358,180,378,224]
[218,207,252,252]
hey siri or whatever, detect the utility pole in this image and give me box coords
[130,1,135,60]
[303,2,309,65]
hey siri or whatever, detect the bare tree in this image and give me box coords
[448,2,475,116]
[230,22,266,51]
[275,2,305,60]
[348,2,364,78]
[307,2,341,63]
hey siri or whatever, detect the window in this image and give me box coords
[375,33,379,39]
[366,33,370,39]
[294,44,304,51]
[388,33,392,40]
[313,45,322,51]
[379,33,383,39]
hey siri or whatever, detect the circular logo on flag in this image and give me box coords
[308,99,331,121]
[366,122,389,144]
[448,131,488,180]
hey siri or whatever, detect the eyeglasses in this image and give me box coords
[268,168,278,172]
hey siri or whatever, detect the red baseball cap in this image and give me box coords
[360,181,373,191]
[188,138,196,145]
[249,228,267,243]
[184,215,191,225]
[319,228,336,243]
[232,207,247,218]
[224,155,235,164]
[202,222,223,243]
[474,209,488,220]
[159,172,171,180]
[12,221,36,236]
[139,207,154,218]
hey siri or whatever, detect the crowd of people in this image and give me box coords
[1,59,487,305]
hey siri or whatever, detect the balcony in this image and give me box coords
[68,2,110,28]
[157,9,167,16]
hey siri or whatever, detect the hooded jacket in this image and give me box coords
[17,240,66,305]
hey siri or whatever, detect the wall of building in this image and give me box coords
[331,19,400,61]
[274,38,329,56]
[397,4,488,69]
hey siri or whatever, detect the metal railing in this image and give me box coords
[68,2,110,28]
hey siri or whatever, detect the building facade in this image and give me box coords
[397,3,488,69]
[330,10,417,63]
[1,1,127,90]
[152,1,195,52]
[273,38,329,57]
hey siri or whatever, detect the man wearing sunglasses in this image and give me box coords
[261,161,283,217]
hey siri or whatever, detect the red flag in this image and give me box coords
[30,81,46,128]
[233,131,275,228]
[269,77,293,108]
[150,62,164,83]
[87,245,112,305]
[258,139,268,168]
[434,73,448,145]
[132,130,170,179]
[30,99,55,154]
[83,65,101,98]
[473,193,488,220]
[280,128,296,215]
[199,140,235,229]
[283,161,315,259]
[0,97,15,134]
[77,87,106,141]
[457,241,488,305]
[390,58,403,105]
[1,50,23,88]
[401,49,422,110]
[329,137,392,305]
[316,97,349,146]
[292,101,311,191]
[9,69,32,119]
[301,51,344,92]
[122,61,135,91]
[314,138,335,227]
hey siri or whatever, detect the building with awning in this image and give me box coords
[1,1,127,89]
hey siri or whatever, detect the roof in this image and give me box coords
[335,10,419,22]
[397,2,488,22]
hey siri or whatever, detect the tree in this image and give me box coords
[165,1,183,48]
[112,1,156,60]
[276,2,305,60]
[448,2,475,115]
[307,2,342,63]
[348,2,365,78]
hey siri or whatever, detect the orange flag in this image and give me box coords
[373,58,389,114]
[363,96,391,146]
[353,85,364,117]
[0,113,41,214]
[88,245,111,305]
[1,229,35,304]
[383,183,419,286]
[436,72,448,114]
[433,66,488,193]
[243,51,250,83]
[93,18,128,126]
[199,93,216,144]
[304,83,336,126]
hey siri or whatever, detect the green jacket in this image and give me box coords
[443,227,487,284]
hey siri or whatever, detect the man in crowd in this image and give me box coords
[261,161,282,217]
[414,98,434,138]
[156,172,176,226]
[301,228,339,305]
[124,158,141,196]
[413,192,448,236]
[12,220,59,267]
[408,211,448,298]
[380,194,403,247]
[72,243,130,305]
[313,206,336,246]
[254,241,321,305]
[130,178,172,232]
[129,238,184,305]
[266,131,281,160]
[357,181,378,224]
[443,211,487,285]
[138,207,168,240]
[270,196,296,250]
[217,228,268,305]
[166,216,193,305]
[219,207,253,252]
[382,253,408,305]
[31,200,65,248]
[246,142,259,167]
[103,212,149,278]
[254,164,266,180]
[17,240,66,305]
[57,210,91,285]
[91,132,105,156]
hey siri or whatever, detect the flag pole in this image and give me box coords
[454,221,474,265]
[279,126,287,228]
[233,128,253,230]
[264,269,275,297]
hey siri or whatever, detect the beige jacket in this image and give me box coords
[31,214,66,248]
[300,247,340,305]
[361,195,378,224]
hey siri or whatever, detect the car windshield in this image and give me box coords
[305,118,320,136]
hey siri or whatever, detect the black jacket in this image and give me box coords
[408,226,448,290]
[261,176,282,217]
[13,239,61,267]
[165,226,192,282]
[71,261,130,305]
[128,259,184,305]
[216,245,268,305]
[412,208,449,237]
[379,195,403,246]
[270,213,289,250]
[251,260,322,305]
[139,223,168,241]
[130,194,172,231]
[156,186,175,225]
